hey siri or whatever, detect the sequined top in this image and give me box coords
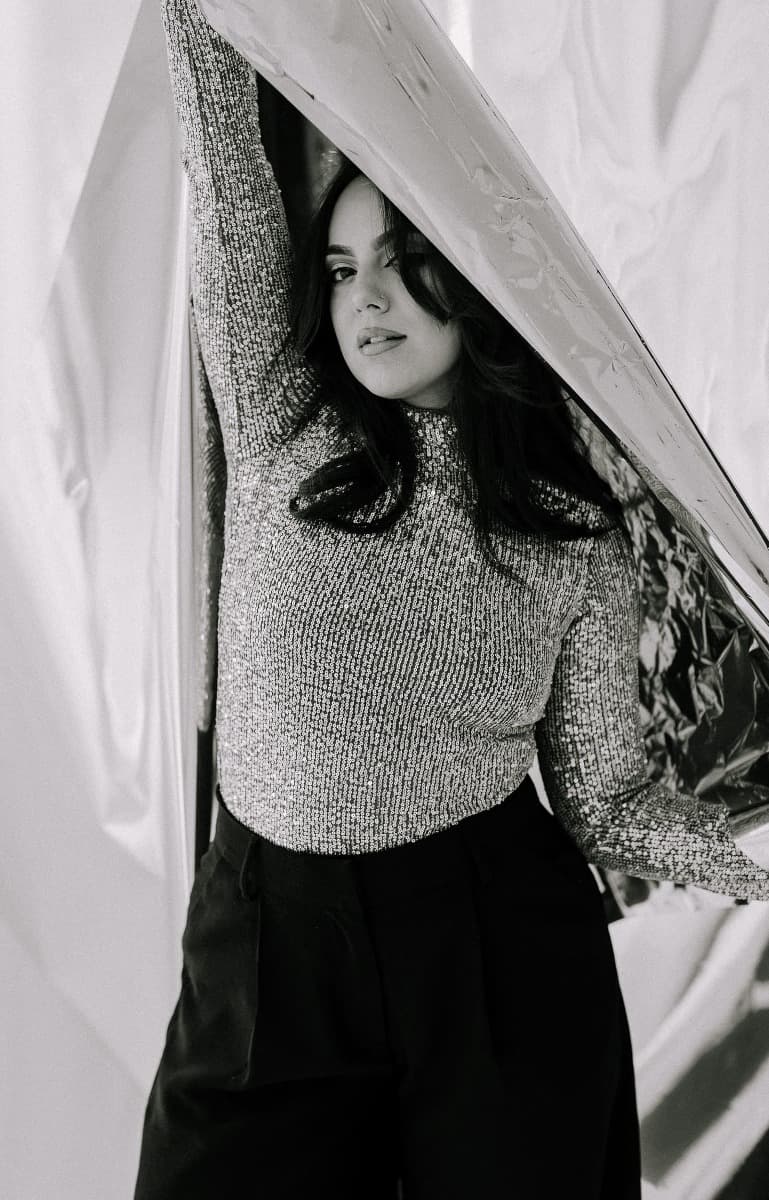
[161,0,769,899]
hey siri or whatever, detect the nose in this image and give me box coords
[351,271,389,314]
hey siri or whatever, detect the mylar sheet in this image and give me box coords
[0,3,196,1196]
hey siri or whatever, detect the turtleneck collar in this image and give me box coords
[400,401,468,492]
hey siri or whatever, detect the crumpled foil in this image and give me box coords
[578,414,769,914]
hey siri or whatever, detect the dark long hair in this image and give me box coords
[278,155,622,577]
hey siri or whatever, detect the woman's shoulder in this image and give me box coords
[529,475,619,535]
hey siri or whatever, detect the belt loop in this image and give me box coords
[238,837,260,902]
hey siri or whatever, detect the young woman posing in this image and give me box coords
[134,2,769,1196]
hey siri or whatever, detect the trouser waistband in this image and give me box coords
[211,776,549,910]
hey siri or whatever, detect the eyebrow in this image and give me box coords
[325,232,390,257]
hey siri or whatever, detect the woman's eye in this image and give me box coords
[326,252,425,284]
[327,264,354,284]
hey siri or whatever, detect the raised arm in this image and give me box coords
[161,0,318,462]
[535,524,769,901]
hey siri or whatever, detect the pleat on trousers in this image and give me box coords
[134,775,641,1199]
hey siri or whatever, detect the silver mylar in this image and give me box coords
[721,793,769,876]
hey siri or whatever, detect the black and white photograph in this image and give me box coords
[3,1,769,1196]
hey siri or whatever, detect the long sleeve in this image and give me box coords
[190,300,225,734]
[160,0,318,463]
[535,524,769,902]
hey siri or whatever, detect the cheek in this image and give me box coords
[430,325,461,373]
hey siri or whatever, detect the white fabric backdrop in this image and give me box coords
[0,3,196,1197]
[2,1,769,1196]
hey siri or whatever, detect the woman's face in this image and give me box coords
[325,176,461,411]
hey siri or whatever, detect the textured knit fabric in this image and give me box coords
[161,0,769,899]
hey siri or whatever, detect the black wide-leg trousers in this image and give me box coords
[134,776,641,1199]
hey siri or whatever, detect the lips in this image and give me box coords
[356,326,406,350]
[359,336,406,357]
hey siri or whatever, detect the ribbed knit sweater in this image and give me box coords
[161,0,769,899]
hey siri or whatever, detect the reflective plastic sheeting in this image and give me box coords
[448,0,769,535]
[0,2,196,1196]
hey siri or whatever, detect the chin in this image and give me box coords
[357,379,413,402]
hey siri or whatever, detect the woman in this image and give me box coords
[135,1,769,1197]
